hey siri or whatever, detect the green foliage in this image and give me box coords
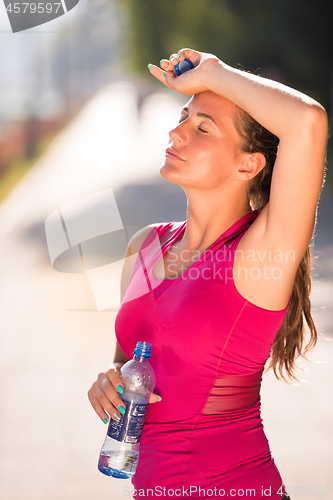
[123,0,242,67]
[123,0,332,112]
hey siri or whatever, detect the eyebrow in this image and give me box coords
[182,107,218,126]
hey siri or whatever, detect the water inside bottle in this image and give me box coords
[98,451,139,478]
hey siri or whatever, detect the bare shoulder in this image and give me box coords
[120,223,161,301]
[126,223,159,257]
[233,206,299,311]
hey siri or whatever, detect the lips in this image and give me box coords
[165,148,184,161]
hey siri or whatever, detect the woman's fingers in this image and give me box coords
[106,365,124,394]
[97,385,125,418]
[153,48,200,83]
[88,384,125,423]
[169,52,181,66]
[149,48,212,95]
[100,374,126,414]
[149,392,162,404]
[87,389,110,423]
[88,364,163,426]
[160,58,174,72]
[148,64,172,88]
[88,385,114,423]
[176,48,201,66]
[87,369,126,424]
[161,51,191,72]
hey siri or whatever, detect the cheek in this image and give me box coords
[188,136,237,178]
[191,138,220,164]
[207,148,237,184]
[193,142,230,171]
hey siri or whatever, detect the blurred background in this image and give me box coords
[0,0,332,499]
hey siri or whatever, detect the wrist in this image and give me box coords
[206,59,229,94]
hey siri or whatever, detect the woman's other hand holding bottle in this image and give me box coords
[88,363,161,425]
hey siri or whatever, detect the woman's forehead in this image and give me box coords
[184,92,237,122]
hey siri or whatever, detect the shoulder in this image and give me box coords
[120,222,174,301]
[231,208,296,310]
[126,222,172,257]
[126,224,158,258]
[126,220,185,257]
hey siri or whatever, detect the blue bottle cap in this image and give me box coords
[174,59,194,76]
[133,341,152,358]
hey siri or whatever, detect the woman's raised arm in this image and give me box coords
[151,48,328,261]
[205,53,328,261]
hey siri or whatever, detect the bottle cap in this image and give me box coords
[174,59,194,76]
[134,341,152,358]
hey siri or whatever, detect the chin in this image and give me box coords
[159,168,195,193]
[159,163,183,185]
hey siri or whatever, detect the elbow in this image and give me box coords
[292,102,328,144]
[303,103,328,135]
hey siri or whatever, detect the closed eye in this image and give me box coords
[178,118,208,134]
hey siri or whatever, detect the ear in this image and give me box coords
[236,153,266,180]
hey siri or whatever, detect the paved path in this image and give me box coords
[0,83,332,500]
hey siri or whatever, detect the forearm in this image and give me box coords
[206,60,326,138]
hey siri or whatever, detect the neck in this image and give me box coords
[179,185,252,253]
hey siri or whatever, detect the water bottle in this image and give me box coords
[98,341,156,478]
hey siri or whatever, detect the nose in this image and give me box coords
[169,121,186,144]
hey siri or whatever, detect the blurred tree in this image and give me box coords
[122,0,332,113]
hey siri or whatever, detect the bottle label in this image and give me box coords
[107,400,148,444]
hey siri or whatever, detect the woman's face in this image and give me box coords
[160,91,245,190]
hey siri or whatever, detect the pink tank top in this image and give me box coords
[115,210,292,499]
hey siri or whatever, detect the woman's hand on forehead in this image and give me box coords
[148,48,220,96]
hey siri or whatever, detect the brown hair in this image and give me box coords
[234,106,319,383]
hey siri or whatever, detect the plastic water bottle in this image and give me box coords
[98,341,156,478]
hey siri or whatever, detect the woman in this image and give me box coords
[88,48,328,499]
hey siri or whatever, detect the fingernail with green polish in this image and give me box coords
[148,63,153,70]
[116,384,124,394]
[103,417,108,424]
[177,54,181,60]
[163,71,166,77]
[160,59,164,66]
[157,395,162,402]
[118,405,126,415]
